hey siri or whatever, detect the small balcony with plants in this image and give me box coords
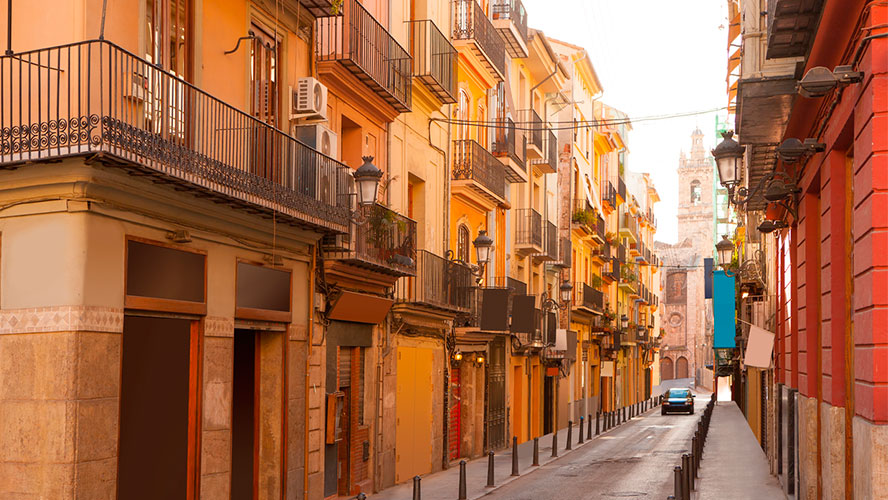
[571,198,597,236]
[324,203,417,277]
[491,0,529,58]
[618,266,638,294]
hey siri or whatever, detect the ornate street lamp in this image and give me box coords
[473,230,494,265]
[620,314,629,330]
[712,131,745,193]
[353,156,383,207]
[559,280,574,303]
[716,235,734,269]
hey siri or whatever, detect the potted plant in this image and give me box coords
[591,274,603,290]
[604,232,616,244]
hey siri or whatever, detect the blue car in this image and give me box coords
[661,388,695,415]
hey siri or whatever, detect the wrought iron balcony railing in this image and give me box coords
[603,181,617,210]
[317,0,413,112]
[490,276,528,296]
[451,139,506,204]
[452,0,506,80]
[594,242,611,262]
[325,203,417,276]
[603,257,620,282]
[492,118,526,182]
[515,208,543,249]
[571,198,596,234]
[620,212,638,243]
[617,244,626,263]
[395,250,474,310]
[543,220,558,260]
[618,177,627,202]
[491,0,529,57]
[409,19,457,104]
[0,40,353,233]
[533,129,557,173]
[573,282,604,312]
[518,109,544,154]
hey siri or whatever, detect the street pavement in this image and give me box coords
[482,393,707,500]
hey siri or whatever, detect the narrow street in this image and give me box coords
[484,394,707,500]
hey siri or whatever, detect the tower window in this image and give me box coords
[690,180,702,205]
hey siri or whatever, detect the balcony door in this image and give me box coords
[249,23,282,182]
[145,0,193,142]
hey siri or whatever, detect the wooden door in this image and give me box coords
[250,23,281,182]
[448,363,462,461]
[395,347,434,482]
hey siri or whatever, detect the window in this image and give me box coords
[458,224,470,263]
[690,180,702,205]
[457,90,470,141]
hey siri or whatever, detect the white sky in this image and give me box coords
[523,0,729,243]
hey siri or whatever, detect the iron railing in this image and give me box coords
[329,203,417,275]
[542,129,558,170]
[492,117,526,178]
[491,0,529,41]
[0,40,353,232]
[451,139,506,201]
[617,244,626,263]
[574,282,604,311]
[621,212,638,240]
[490,276,527,296]
[317,0,413,112]
[596,215,606,241]
[452,0,506,79]
[571,198,595,231]
[595,243,611,261]
[395,250,474,310]
[604,181,617,208]
[515,208,543,248]
[518,109,543,152]
[544,221,558,260]
[618,177,627,201]
[409,19,457,104]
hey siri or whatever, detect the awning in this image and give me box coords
[744,325,775,368]
[327,291,393,324]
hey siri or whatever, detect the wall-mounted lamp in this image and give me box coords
[453,351,463,362]
[757,219,789,234]
[797,65,863,98]
[474,353,486,366]
[776,138,825,163]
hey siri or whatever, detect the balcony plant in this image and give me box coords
[604,232,617,244]
[591,274,603,290]
[572,208,596,227]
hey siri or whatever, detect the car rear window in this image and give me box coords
[668,389,690,397]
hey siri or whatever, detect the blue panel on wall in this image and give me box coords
[704,258,713,299]
[713,270,736,348]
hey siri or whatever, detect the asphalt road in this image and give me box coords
[484,394,706,500]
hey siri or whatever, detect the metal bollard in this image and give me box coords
[458,460,467,500]
[596,412,600,435]
[551,430,558,457]
[413,476,421,500]
[588,413,593,437]
[681,454,691,499]
[691,436,698,478]
[566,420,573,450]
[532,437,540,466]
[486,451,495,487]
[673,465,683,500]
[511,436,519,476]
[688,453,696,491]
[623,406,627,422]
[578,416,585,443]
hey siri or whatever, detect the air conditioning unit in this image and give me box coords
[291,77,328,120]
[294,124,338,160]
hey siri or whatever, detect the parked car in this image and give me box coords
[661,388,695,415]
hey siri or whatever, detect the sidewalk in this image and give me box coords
[695,402,785,499]
[369,404,653,500]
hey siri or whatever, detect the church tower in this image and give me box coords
[676,128,715,258]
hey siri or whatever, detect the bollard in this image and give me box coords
[578,416,585,443]
[595,412,600,435]
[691,436,698,478]
[412,476,421,500]
[511,436,519,476]
[532,437,540,466]
[551,430,559,457]
[623,406,627,422]
[588,414,593,437]
[681,454,691,499]
[566,420,573,450]
[673,465,683,500]
[458,460,467,500]
[486,451,495,487]
[688,452,696,491]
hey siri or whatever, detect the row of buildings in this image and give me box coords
[721,0,887,498]
[0,0,661,498]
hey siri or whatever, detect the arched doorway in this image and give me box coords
[660,357,674,381]
[676,356,689,379]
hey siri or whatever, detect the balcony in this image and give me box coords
[492,118,527,183]
[395,250,474,311]
[602,257,619,283]
[617,178,626,203]
[296,0,341,18]
[573,282,604,314]
[519,109,544,158]
[602,182,617,212]
[0,41,352,233]
[317,0,413,112]
[490,276,528,296]
[636,243,650,265]
[766,0,824,59]
[536,221,558,262]
[620,213,638,244]
[452,139,507,206]
[491,0,529,58]
[514,208,543,256]
[617,244,626,263]
[592,243,611,264]
[324,203,417,276]
[409,19,457,104]
[619,268,638,294]
[530,129,557,174]
[452,0,506,81]
[571,198,596,236]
